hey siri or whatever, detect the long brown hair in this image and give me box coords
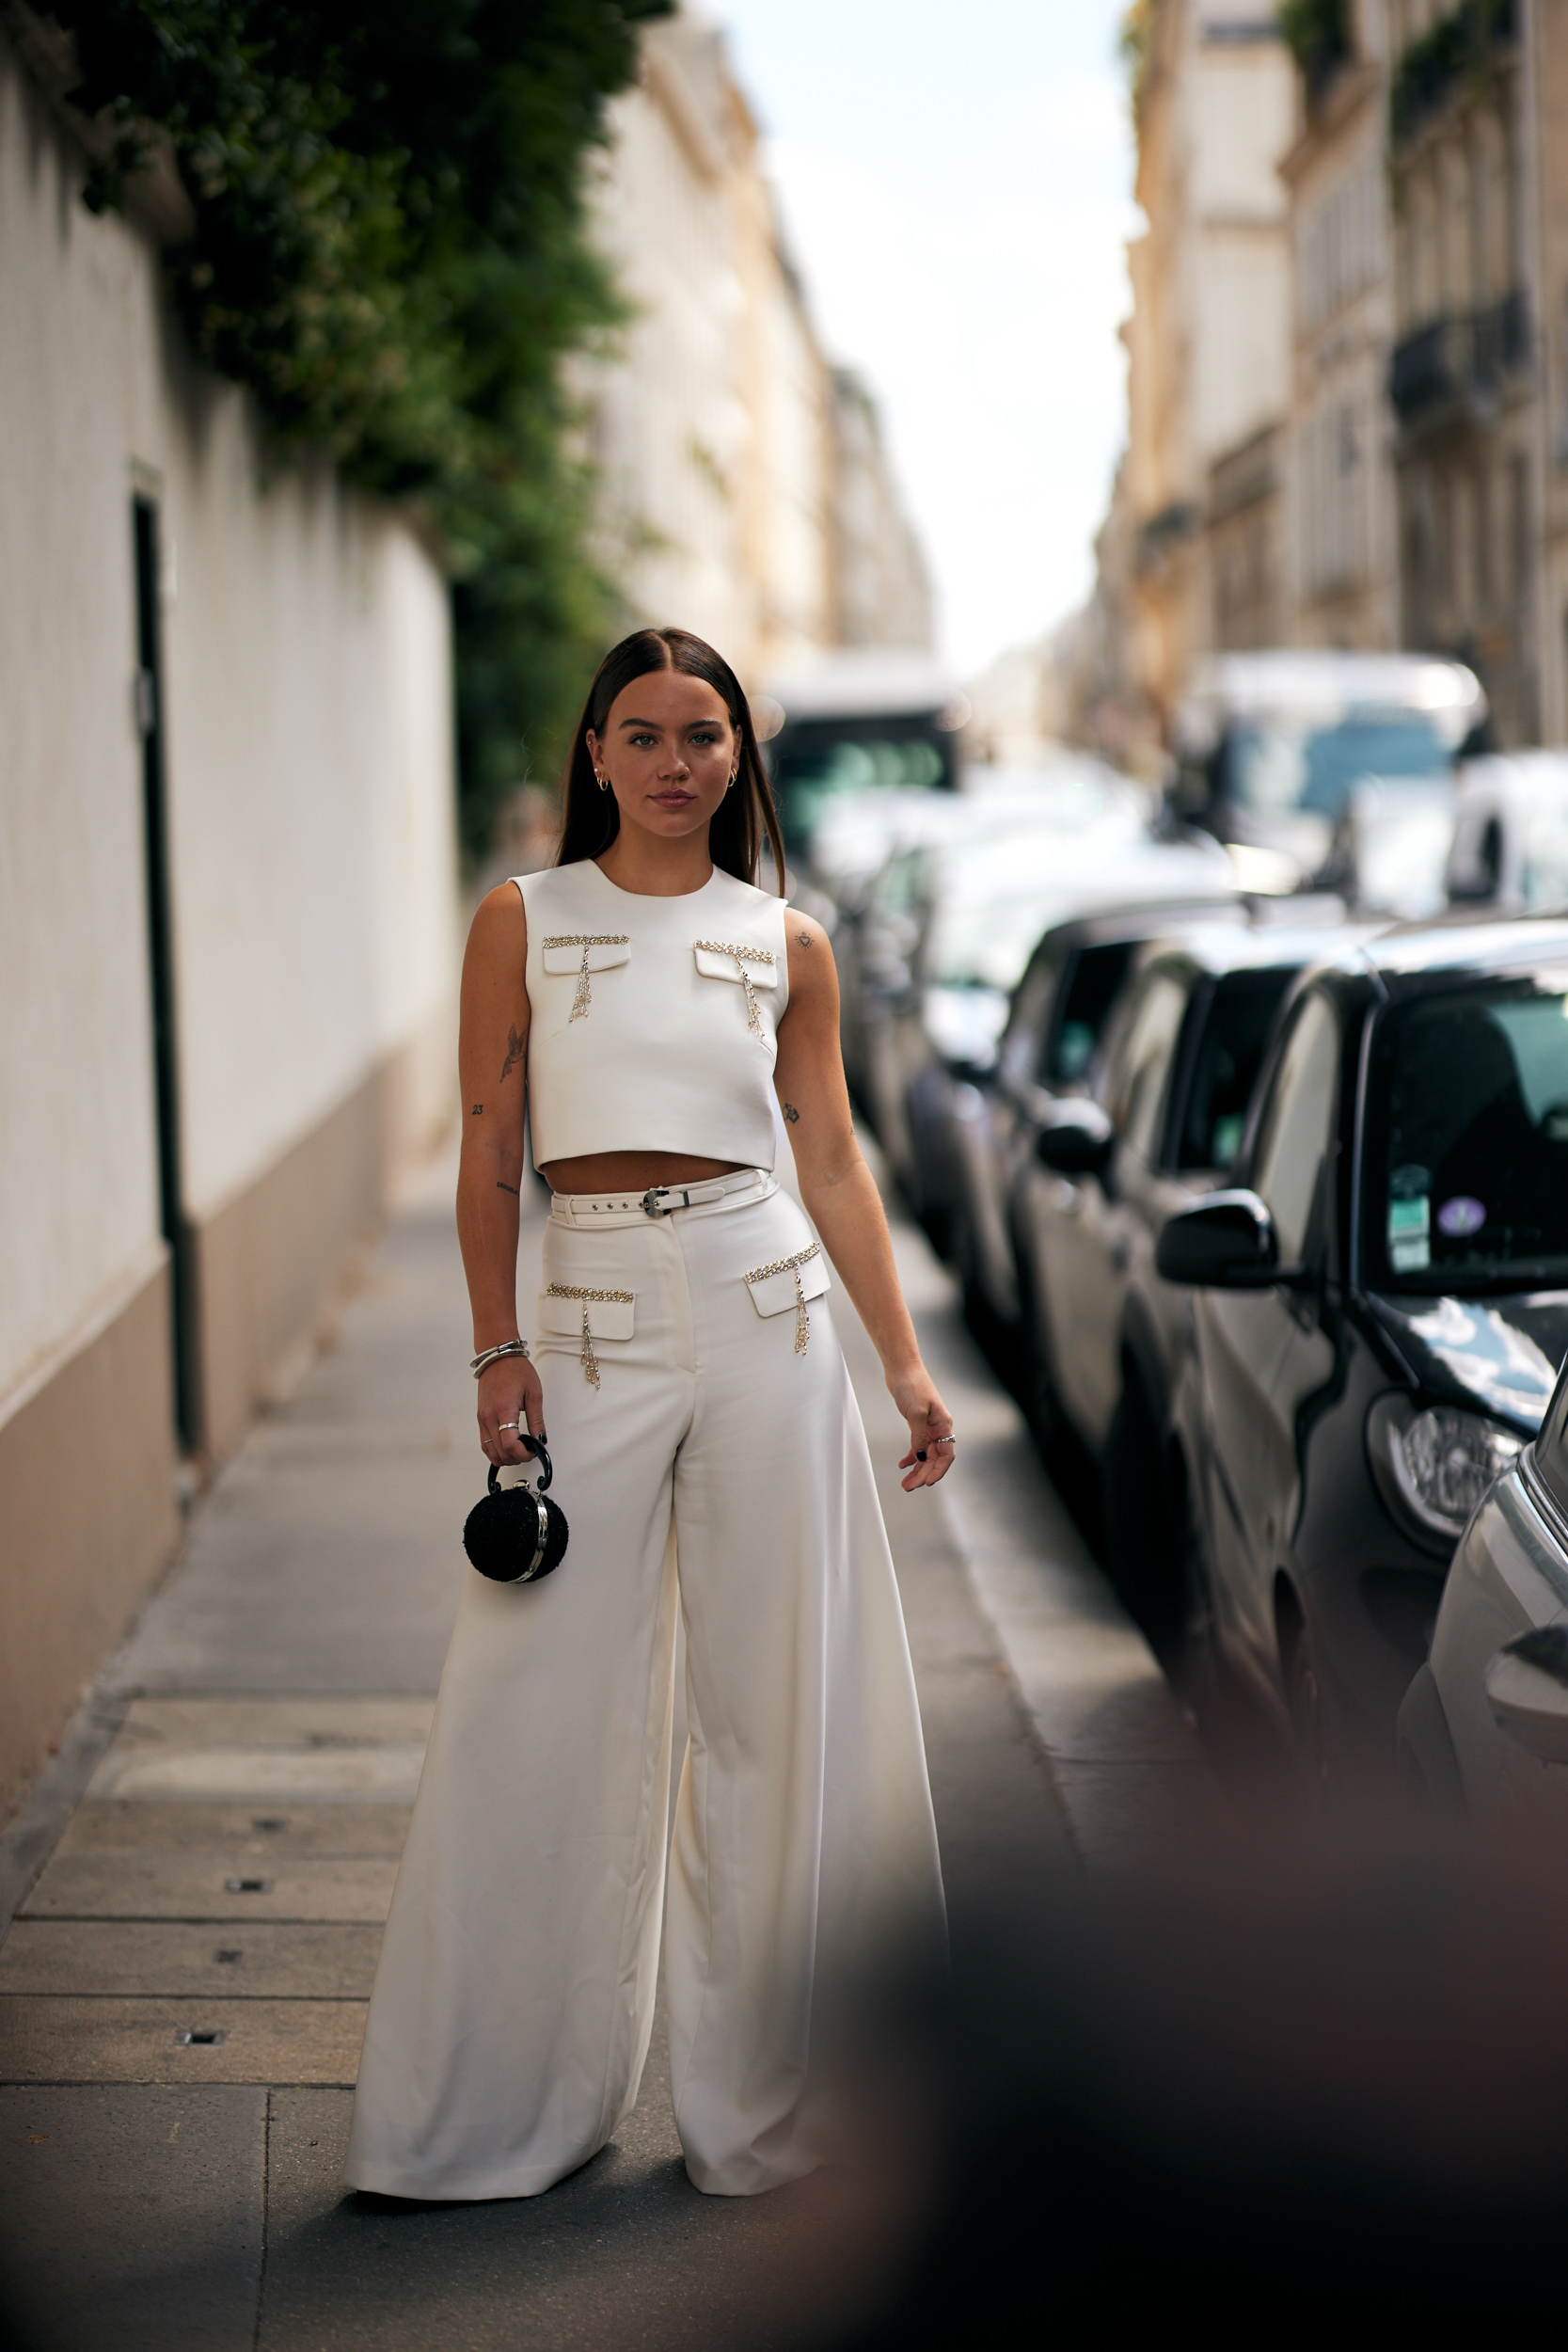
[556,628,786,891]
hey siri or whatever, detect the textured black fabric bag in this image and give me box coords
[463,1439,569,1583]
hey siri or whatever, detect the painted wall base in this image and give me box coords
[0,1009,454,1818]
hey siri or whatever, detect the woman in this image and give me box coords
[344,628,950,2203]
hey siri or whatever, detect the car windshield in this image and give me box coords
[770,729,949,852]
[923,814,1154,992]
[1365,978,1568,1291]
[1225,710,1449,824]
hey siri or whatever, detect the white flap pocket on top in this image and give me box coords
[693,943,779,990]
[542,935,630,978]
[744,1250,830,1319]
[539,1287,635,1341]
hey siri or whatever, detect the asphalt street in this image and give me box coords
[0,1136,1212,2351]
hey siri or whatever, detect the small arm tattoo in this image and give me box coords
[797,930,812,947]
[496,1180,519,1196]
[782,1101,800,1123]
[499,1025,525,1084]
[471,1103,483,1116]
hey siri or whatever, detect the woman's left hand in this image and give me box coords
[891,1365,957,1490]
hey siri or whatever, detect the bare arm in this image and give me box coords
[457,883,544,1465]
[774,914,955,1490]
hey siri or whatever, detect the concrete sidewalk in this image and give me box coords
[0,1142,1209,2351]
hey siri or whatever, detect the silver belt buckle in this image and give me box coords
[642,1185,691,1217]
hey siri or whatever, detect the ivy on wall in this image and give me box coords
[1277,0,1351,101]
[1390,0,1515,142]
[1118,1,1154,122]
[51,0,672,855]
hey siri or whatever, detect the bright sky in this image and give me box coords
[712,0,1138,678]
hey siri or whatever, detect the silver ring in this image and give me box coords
[932,1433,956,1447]
[498,1421,517,1430]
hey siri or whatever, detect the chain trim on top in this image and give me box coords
[543,934,629,1023]
[744,1241,821,1357]
[545,1281,634,1389]
[695,939,776,1037]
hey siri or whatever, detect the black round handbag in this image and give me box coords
[462,1438,569,1584]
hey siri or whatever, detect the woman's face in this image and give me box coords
[586,671,736,847]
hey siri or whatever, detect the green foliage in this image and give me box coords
[55,0,673,854]
[1390,0,1515,142]
[1118,1,1154,121]
[1277,0,1351,98]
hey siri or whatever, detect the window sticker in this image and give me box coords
[1436,1195,1486,1240]
[1212,1112,1244,1167]
[1388,1177,1431,1274]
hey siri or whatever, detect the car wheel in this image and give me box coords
[1177,1463,1223,1709]
[1103,1372,1180,1652]
[1277,1590,1333,1795]
[1176,1474,1279,1783]
[1016,1272,1063,1450]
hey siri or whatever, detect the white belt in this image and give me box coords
[550,1168,773,1227]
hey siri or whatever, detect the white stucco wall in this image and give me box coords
[0,41,458,1415]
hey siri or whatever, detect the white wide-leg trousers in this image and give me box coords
[342,1171,944,2201]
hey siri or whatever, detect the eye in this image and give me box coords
[627,732,657,748]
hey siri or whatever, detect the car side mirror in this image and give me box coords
[1484,1627,1568,1762]
[1035,1105,1115,1178]
[1155,1190,1287,1288]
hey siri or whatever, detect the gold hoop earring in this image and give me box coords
[595,772,610,793]
[727,769,738,791]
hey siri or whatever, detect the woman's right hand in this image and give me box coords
[477,1355,546,1467]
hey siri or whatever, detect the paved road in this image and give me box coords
[0,1141,1208,2351]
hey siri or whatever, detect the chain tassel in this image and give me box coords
[734,954,762,1035]
[570,943,593,1022]
[545,1280,630,1390]
[793,1266,810,1355]
[694,940,773,1038]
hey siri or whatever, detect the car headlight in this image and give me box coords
[1368,1395,1524,1546]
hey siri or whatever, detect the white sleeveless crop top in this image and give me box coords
[515,860,790,1169]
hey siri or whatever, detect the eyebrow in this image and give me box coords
[616,715,721,731]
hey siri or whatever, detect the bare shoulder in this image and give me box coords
[784,908,837,1009]
[467,880,528,959]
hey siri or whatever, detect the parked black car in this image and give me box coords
[1156,916,1568,1769]
[843,814,1231,1241]
[946,898,1247,1335]
[1012,924,1364,1607]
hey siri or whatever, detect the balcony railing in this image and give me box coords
[1389,291,1530,427]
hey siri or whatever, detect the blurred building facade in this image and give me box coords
[1283,0,1400,652]
[1386,0,1566,744]
[0,29,459,1811]
[1122,0,1296,715]
[583,8,931,684]
[1085,0,1568,755]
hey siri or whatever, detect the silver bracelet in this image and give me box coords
[471,1339,531,1378]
